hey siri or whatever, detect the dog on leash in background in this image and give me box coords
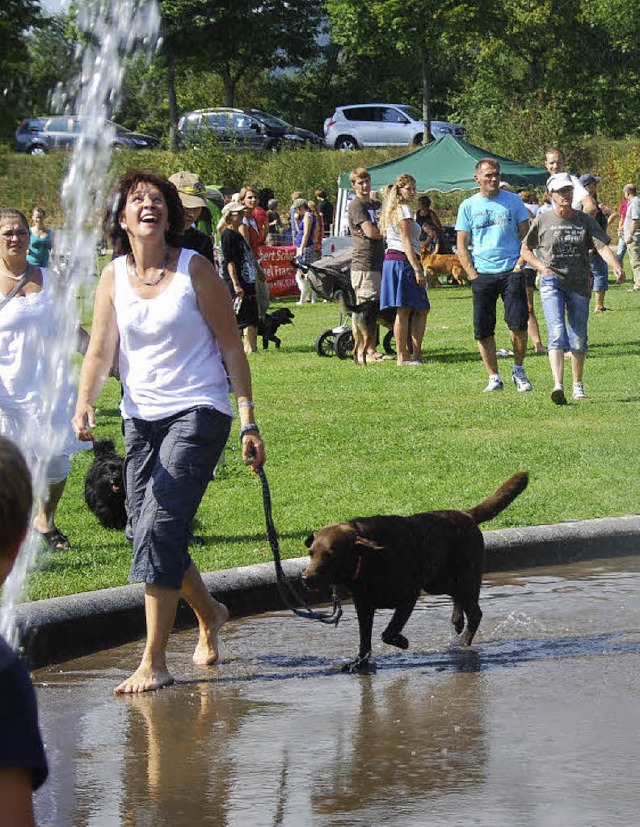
[84,439,127,530]
[257,307,295,349]
[302,472,529,673]
[420,248,468,287]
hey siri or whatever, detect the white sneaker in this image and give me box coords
[572,382,587,400]
[512,368,532,392]
[483,375,504,392]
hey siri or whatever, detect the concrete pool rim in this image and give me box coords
[15,514,640,669]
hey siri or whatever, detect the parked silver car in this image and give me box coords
[323,103,464,150]
[14,116,160,154]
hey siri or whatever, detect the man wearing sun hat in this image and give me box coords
[520,173,625,405]
[169,171,215,263]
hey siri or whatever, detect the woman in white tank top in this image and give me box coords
[0,207,84,552]
[73,171,265,695]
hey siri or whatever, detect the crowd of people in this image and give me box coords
[342,149,629,403]
[0,152,631,564]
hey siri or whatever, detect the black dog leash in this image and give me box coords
[255,464,342,625]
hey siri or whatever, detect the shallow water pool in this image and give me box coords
[34,556,640,826]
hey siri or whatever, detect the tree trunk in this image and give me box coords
[421,45,431,144]
[167,54,178,151]
[221,67,235,107]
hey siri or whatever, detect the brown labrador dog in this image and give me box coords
[302,472,528,673]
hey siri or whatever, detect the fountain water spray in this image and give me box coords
[0,0,161,645]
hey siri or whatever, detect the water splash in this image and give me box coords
[0,0,160,645]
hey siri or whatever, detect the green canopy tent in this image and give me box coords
[333,135,548,235]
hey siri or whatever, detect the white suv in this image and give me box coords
[323,103,464,150]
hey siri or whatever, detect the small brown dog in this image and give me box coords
[302,472,528,673]
[420,250,468,287]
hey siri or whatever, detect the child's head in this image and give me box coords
[0,437,32,571]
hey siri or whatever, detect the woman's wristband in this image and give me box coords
[240,423,260,440]
[238,400,254,409]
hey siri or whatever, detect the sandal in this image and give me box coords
[37,528,70,551]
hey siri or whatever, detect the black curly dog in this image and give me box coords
[257,307,295,349]
[84,439,127,530]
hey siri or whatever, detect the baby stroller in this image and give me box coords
[297,248,395,359]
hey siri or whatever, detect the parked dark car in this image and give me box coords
[247,109,323,148]
[15,116,160,155]
[177,107,323,151]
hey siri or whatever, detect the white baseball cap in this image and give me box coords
[546,173,575,192]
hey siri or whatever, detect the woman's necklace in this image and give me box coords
[129,250,169,286]
[0,263,29,282]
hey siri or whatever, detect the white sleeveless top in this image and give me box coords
[113,248,233,421]
[0,269,83,458]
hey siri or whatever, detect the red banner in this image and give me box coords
[259,245,299,299]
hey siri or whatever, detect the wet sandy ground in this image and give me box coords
[33,556,640,826]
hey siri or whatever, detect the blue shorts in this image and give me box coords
[471,270,528,340]
[124,407,231,589]
[539,275,590,352]
[380,258,430,311]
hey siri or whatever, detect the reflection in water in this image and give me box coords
[121,685,246,826]
[311,669,487,823]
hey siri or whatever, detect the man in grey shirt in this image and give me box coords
[521,173,625,405]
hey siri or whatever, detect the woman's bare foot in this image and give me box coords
[193,602,229,665]
[114,664,174,695]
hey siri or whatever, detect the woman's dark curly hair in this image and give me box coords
[104,169,184,256]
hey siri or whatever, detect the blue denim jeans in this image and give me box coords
[539,275,590,352]
[124,407,231,589]
[589,253,609,293]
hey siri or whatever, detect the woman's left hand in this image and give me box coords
[415,270,426,286]
[242,432,266,471]
[72,403,96,441]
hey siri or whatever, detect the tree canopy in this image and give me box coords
[3,0,640,154]
[0,0,44,141]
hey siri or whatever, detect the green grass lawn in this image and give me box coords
[26,279,640,600]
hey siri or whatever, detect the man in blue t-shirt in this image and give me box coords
[456,158,532,393]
